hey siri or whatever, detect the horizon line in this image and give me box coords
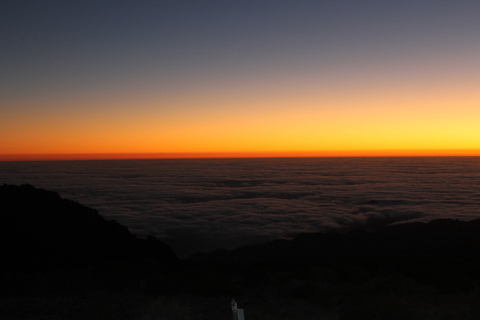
[1,149,480,161]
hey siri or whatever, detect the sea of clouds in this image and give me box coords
[1,157,479,257]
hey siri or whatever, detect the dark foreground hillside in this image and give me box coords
[1,184,480,319]
[0,184,177,274]
[191,216,480,296]
[183,217,480,319]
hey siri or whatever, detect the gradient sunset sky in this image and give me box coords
[1,1,479,160]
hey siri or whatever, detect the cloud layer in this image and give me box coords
[1,157,479,257]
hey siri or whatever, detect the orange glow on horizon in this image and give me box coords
[2,85,478,159]
[2,149,480,162]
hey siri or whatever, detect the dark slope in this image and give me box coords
[0,184,177,294]
[3,183,480,300]
[191,218,480,264]
[189,218,480,295]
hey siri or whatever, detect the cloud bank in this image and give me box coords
[1,157,479,257]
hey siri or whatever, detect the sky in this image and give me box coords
[1,0,479,160]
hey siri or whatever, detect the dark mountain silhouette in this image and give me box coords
[189,217,480,295]
[190,218,480,264]
[2,184,480,319]
[0,184,177,294]
[2,184,480,295]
